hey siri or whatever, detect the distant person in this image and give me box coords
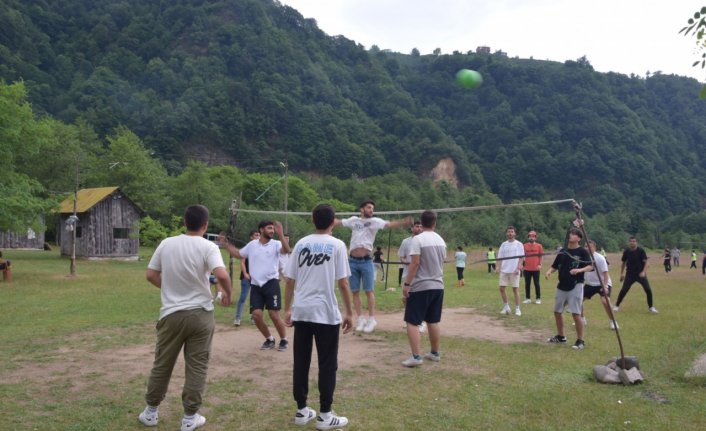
[522,230,544,304]
[583,240,618,330]
[672,247,680,267]
[138,205,232,431]
[545,228,592,350]
[221,220,291,350]
[486,247,496,273]
[614,236,658,314]
[0,251,12,282]
[399,221,422,286]
[702,251,706,275]
[334,200,411,334]
[234,229,260,326]
[661,248,672,273]
[373,246,385,282]
[691,250,697,269]
[284,204,353,430]
[401,210,447,367]
[497,226,525,316]
[455,246,467,287]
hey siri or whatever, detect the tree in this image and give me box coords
[680,6,706,97]
[0,82,57,232]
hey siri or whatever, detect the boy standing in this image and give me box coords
[545,228,593,350]
[284,204,353,430]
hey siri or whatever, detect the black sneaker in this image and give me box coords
[572,339,585,350]
[547,335,567,344]
[277,339,289,351]
[260,339,276,350]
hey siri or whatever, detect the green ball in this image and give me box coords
[455,69,483,89]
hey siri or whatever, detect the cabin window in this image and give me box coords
[113,228,130,239]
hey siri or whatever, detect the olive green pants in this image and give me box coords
[145,308,215,415]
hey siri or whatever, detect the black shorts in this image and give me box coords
[250,279,282,312]
[404,289,444,325]
[583,284,611,299]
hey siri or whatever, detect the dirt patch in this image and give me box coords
[3,308,541,400]
[685,352,706,377]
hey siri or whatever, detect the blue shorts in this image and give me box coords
[404,289,444,326]
[250,279,282,311]
[349,256,375,293]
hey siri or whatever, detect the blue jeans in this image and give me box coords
[235,278,251,320]
[349,257,375,293]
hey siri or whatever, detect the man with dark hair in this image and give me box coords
[523,230,544,304]
[335,200,411,334]
[401,211,446,367]
[139,205,232,431]
[497,226,525,316]
[221,220,291,350]
[545,228,592,350]
[614,236,658,314]
[234,229,260,326]
[284,204,353,429]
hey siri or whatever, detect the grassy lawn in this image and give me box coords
[1,247,706,430]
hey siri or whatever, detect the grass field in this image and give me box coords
[1,247,706,430]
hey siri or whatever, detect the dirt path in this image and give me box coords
[4,307,543,399]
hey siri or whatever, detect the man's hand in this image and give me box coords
[273,220,284,237]
[219,292,232,307]
[341,314,353,334]
[284,310,293,327]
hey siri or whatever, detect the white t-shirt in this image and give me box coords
[498,239,525,273]
[585,251,612,287]
[239,239,283,286]
[455,251,467,268]
[148,234,226,320]
[341,216,387,252]
[398,236,412,273]
[408,230,447,292]
[284,234,351,325]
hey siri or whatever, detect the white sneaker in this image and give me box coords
[181,413,206,431]
[316,411,349,430]
[535,299,542,304]
[355,316,367,332]
[294,406,316,426]
[418,321,427,334]
[500,305,510,315]
[401,356,423,367]
[649,307,659,314]
[612,305,619,312]
[363,316,378,333]
[515,306,522,316]
[423,352,441,362]
[610,320,619,330]
[215,291,223,302]
[233,318,241,327]
[138,407,158,427]
[522,298,532,304]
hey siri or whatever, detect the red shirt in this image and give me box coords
[523,242,544,271]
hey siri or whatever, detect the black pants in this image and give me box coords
[293,321,340,413]
[524,270,541,299]
[398,268,404,286]
[488,263,496,273]
[616,274,653,308]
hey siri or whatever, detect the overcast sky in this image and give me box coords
[278,0,704,82]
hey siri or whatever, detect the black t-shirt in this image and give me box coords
[622,247,647,276]
[373,250,384,263]
[239,258,250,281]
[551,246,591,291]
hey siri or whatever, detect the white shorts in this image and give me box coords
[499,272,521,288]
[553,284,584,314]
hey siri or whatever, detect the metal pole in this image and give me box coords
[70,160,78,276]
[283,160,289,233]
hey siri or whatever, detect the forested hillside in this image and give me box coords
[2,0,706,249]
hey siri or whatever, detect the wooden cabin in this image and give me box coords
[0,225,45,250]
[57,187,144,260]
